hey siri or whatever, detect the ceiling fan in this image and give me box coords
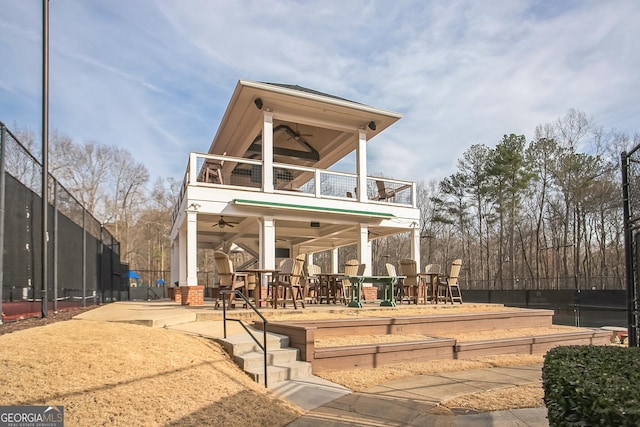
[212,216,239,229]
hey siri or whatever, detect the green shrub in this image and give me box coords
[543,346,640,426]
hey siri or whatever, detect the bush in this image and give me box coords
[542,346,640,426]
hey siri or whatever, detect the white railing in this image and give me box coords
[172,153,415,222]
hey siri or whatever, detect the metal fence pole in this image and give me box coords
[53,180,58,311]
[82,209,87,307]
[99,225,104,303]
[41,0,50,318]
[0,123,6,324]
[622,151,638,346]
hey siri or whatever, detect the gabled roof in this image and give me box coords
[260,82,360,105]
[208,80,402,170]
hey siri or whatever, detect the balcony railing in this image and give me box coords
[173,153,415,223]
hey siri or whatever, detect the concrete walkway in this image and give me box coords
[75,301,549,426]
[288,365,548,426]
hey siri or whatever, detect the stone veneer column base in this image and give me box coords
[180,285,204,306]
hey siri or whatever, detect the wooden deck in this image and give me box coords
[252,308,612,372]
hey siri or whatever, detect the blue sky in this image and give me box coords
[1,0,639,184]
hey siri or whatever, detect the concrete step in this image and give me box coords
[216,330,310,386]
[246,360,313,386]
[214,331,290,356]
[235,348,300,370]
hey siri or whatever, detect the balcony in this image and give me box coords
[172,153,416,225]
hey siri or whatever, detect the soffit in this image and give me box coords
[207,80,402,170]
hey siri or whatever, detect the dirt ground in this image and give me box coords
[0,304,555,425]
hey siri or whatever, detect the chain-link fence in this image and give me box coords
[621,145,640,346]
[0,121,123,322]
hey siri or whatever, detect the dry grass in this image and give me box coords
[0,320,303,427]
[442,382,545,412]
[0,304,559,422]
[262,303,518,322]
[314,325,584,348]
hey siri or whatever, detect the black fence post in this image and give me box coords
[0,123,6,324]
[622,150,639,347]
[52,180,58,311]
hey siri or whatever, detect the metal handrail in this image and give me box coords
[220,290,269,387]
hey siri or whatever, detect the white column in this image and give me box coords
[331,248,339,273]
[260,216,276,269]
[410,226,421,273]
[178,227,187,286]
[357,128,368,203]
[358,224,372,275]
[186,209,198,286]
[189,152,198,184]
[262,111,274,192]
[170,239,178,287]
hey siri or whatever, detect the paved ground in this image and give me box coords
[75,301,549,426]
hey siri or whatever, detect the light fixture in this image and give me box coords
[254,98,263,110]
[368,121,376,131]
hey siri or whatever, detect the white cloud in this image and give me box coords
[1,0,639,185]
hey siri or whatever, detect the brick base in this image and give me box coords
[169,287,182,304]
[180,285,204,306]
[363,286,378,301]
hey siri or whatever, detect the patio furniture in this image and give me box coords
[436,259,463,304]
[237,268,280,307]
[340,259,361,304]
[420,264,441,304]
[385,263,402,301]
[273,255,306,309]
[202,155,226,184]
[316,273,343,304]
[399,259,419,304]
[374,180,412,201]
[213,251,249,309]
[341,275,404,307]
[306,264,322,304]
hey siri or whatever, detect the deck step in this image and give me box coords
[215,331,311,386]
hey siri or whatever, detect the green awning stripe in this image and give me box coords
[234,199,395,218]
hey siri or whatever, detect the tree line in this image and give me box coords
[7,107,637,290]
[412,109,638,290]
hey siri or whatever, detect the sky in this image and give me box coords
[1,0,639,185]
